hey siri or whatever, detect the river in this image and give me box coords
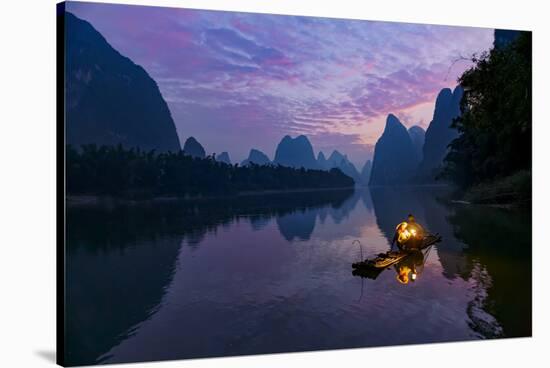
[64,186,531,366]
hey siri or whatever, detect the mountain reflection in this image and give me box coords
[65,188,354,365]
[368,186,531,338]
[66,186,531,365]
[276,209,317,241]
[275,190,364,241]
[249,215,272,231]
[65,233,180,365]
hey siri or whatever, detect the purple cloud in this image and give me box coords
[67,1,494,167]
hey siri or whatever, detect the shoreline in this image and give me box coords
[65,183,530,208]
[66,186,357,206]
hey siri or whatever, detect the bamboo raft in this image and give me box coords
[352,234,441,272]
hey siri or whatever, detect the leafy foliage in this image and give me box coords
[66,144,354,197]
[442,32,531,188]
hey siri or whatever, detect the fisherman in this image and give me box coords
[392,222,411,248]
[391,214,425,249]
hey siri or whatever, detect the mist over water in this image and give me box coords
[65,187,531,366]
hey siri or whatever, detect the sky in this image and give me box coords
[68,1,494,168]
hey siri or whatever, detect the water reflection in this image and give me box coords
[66,206,182,365]
[65,189,354,365]
[370,186,472,279]
[276,209,317,241]
[249,215,271,231]
[447,205,532,337]
[65,187,531,366]
[353,246,434,284]
[394,249,428,284]
[368,186,531,337]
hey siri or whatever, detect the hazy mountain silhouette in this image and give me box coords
[418,87,463,182]
[360,160,372,186]
[408,125,425,162]
[241,149,271,166]
[216,152,231,165]
[317,152,328,170]
[326,150,346,168]
[369,114,419,185]
[64,12,181,152]
[326,151,361,184]
[274,135,319,170]
[183,137,206,158]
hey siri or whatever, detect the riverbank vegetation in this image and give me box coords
[442,32,531,204]
[66,144,354,198]
[462,170,531,205]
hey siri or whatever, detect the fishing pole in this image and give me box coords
[352,239,365,303]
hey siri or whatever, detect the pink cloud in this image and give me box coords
[67,1,494,166]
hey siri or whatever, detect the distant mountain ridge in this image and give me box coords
[65,12,181,152]
[216,152,231,165]
[369,114,419,185]
[64,11,468,190]
[418,86,463,181]
[241,149,271,166]
[317,152,328,169]
[183,137,206,158]
[318,150,362,184]
[366,86,463,186]
[274,135,318,170]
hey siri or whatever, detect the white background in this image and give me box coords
[0,0,548,367]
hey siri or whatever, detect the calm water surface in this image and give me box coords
[65,187,531,366]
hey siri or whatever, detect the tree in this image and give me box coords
[66,145,355,198]
[442,32,531,188]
